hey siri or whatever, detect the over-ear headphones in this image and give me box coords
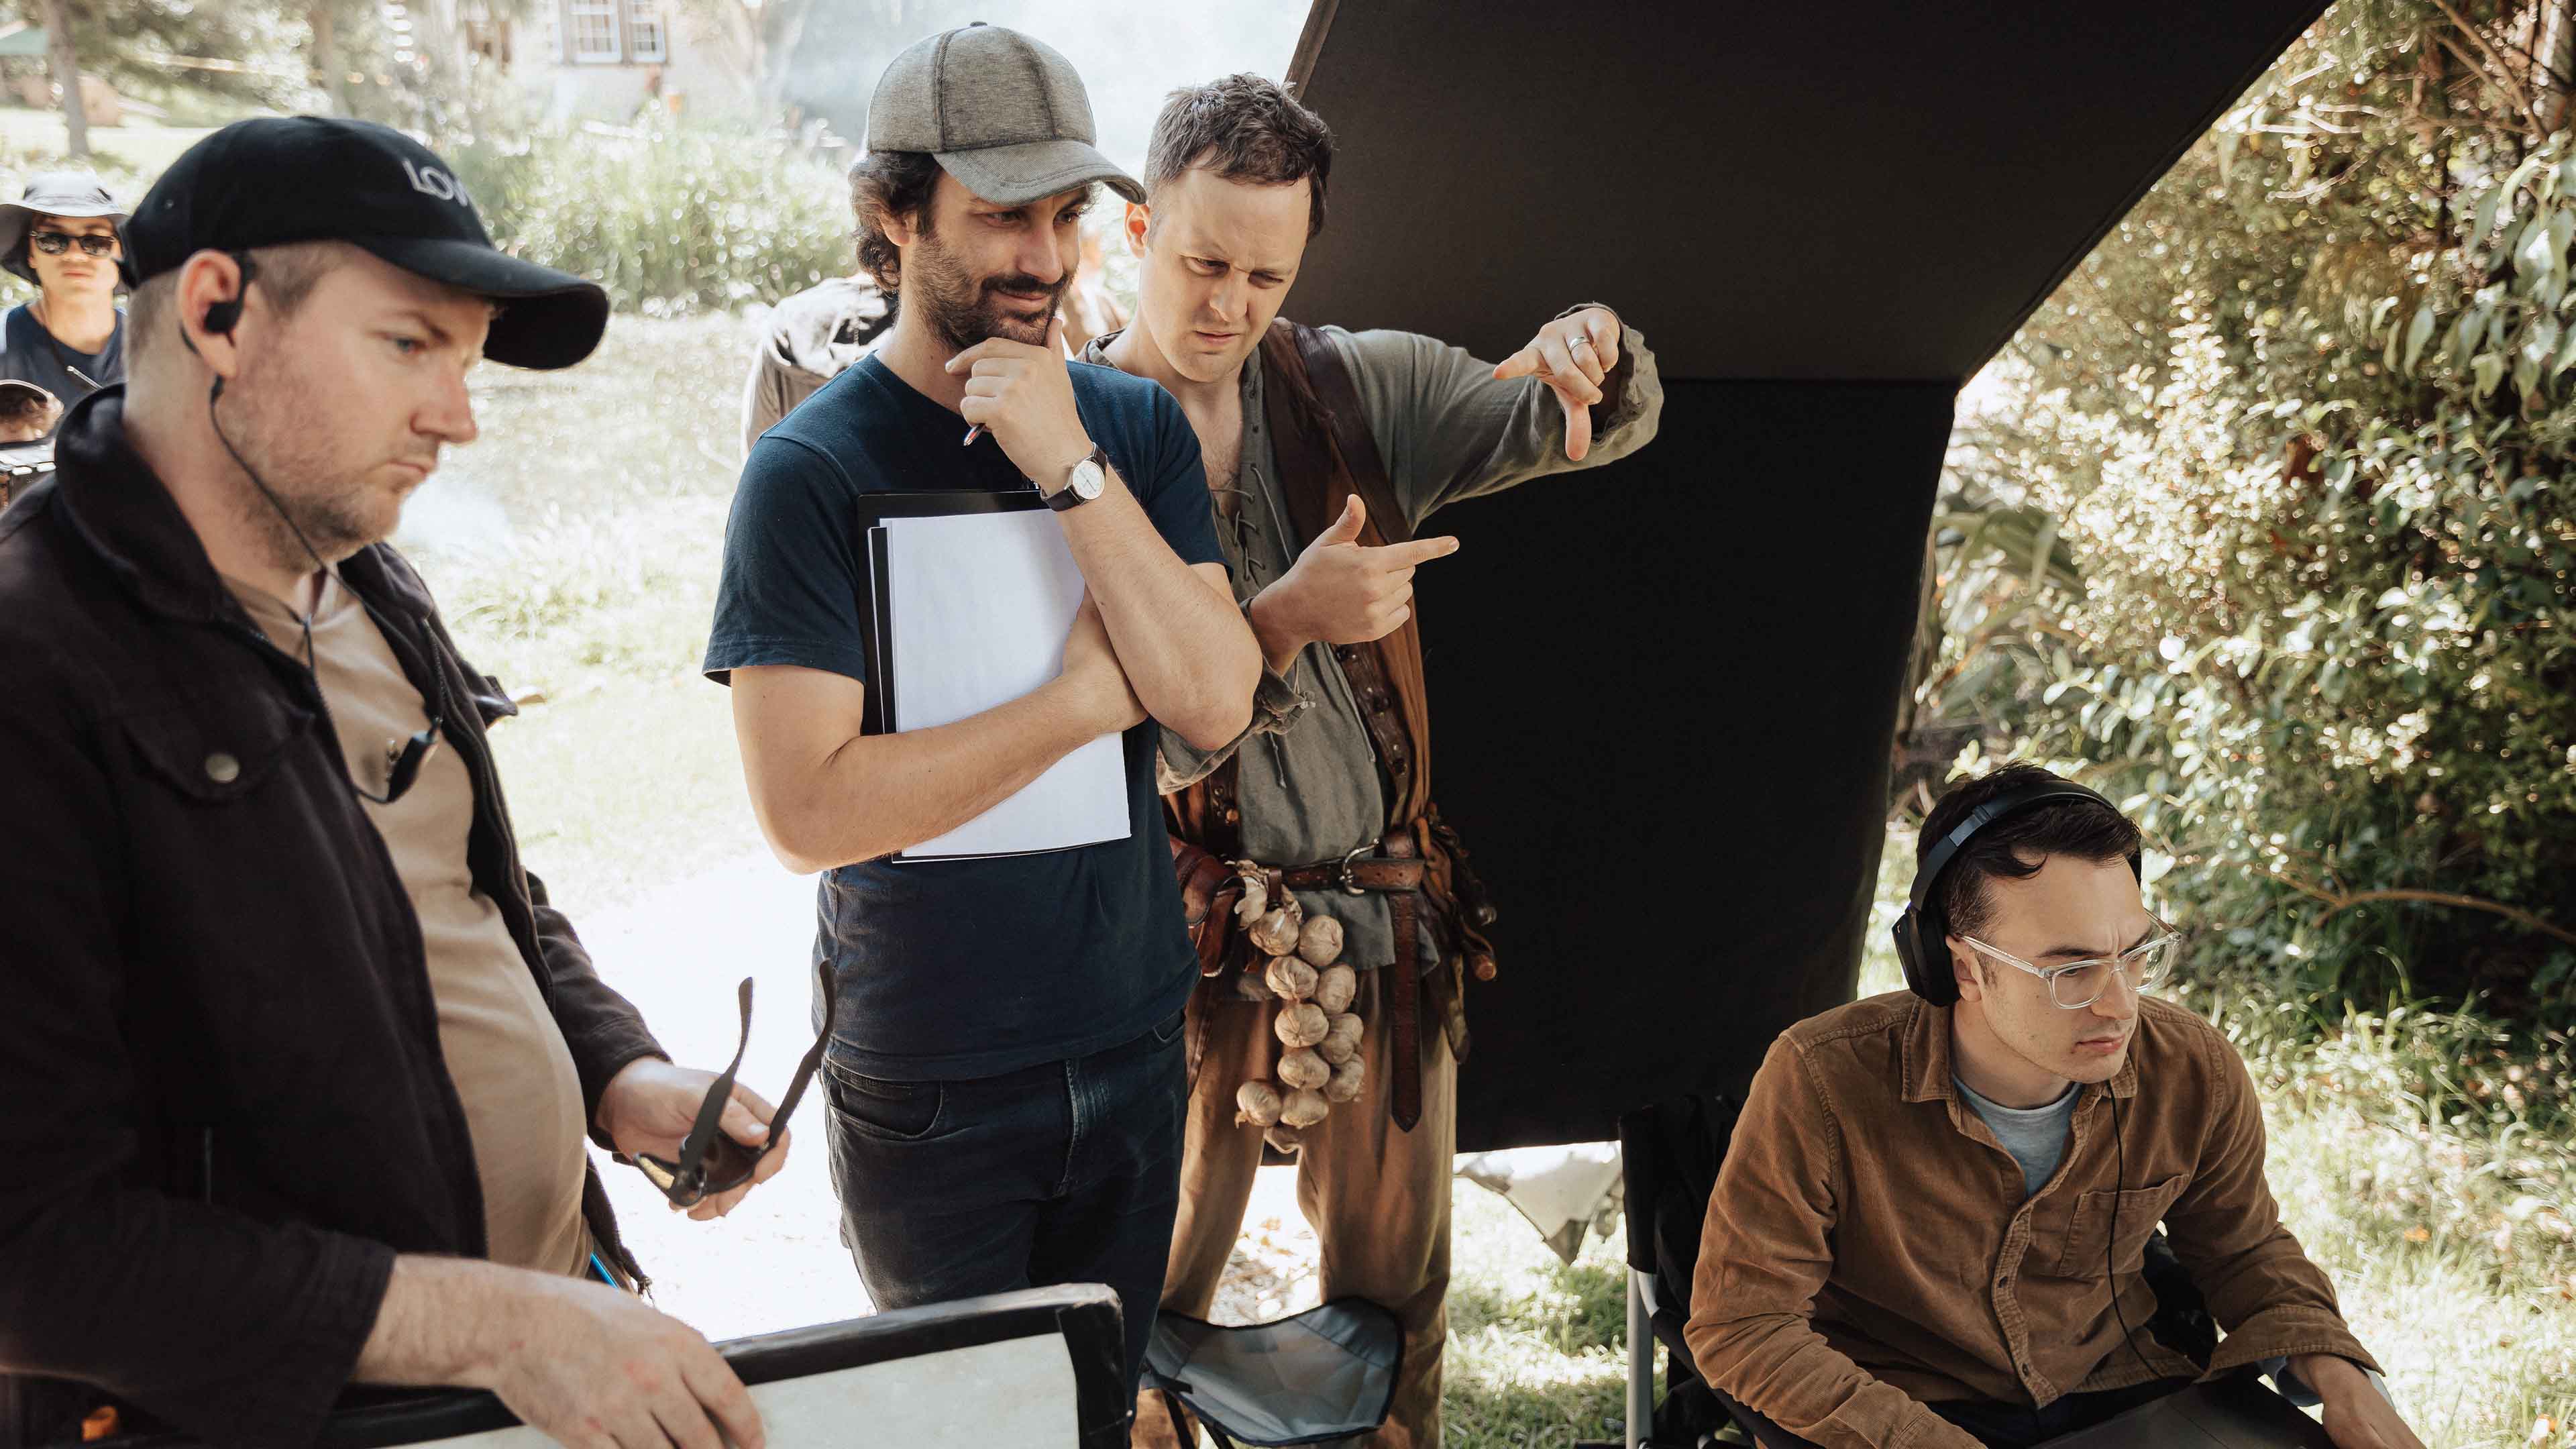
[1891,780,2141,1006]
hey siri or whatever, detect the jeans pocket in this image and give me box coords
[1150,1005,1188,1046]
[823,1058,946,1142]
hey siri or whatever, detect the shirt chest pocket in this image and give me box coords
[2048,1173,2188,1278]
[117,685,317,804]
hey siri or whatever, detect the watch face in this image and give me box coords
[1069,459,1106,499]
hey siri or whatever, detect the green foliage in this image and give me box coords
[447,125,852,314]
[1926,0,2576,1026]
[0,0,313,109]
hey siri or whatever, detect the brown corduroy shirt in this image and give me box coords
[1684,991,2378,1449]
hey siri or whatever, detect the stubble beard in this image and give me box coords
[904,228,1070,353]
[220,354,398,576]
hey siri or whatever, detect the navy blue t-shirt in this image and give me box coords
[0,303,122,434]
[705,352,1224,1080]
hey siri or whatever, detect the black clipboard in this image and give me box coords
[849,488,1046,741]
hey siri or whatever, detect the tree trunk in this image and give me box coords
[310,4,351,116]
[2539,0,2576,133]
[41,0,88,160]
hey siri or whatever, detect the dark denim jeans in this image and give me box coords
[820,1006,1189,1401]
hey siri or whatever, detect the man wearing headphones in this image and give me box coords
[0,119,788,1449]
[1684,764,2424,1449]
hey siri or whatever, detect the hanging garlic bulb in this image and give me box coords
[1274,1001,1329,1049]
[1325,1055,1366,1104]
[1248,905,1303,957]
[1279,1087,1330,1129]
[1296,914,1344,967]
[1317,1012,1364,1067]
[1265,955,1320,1002]
[1277,1046,1329,1091]
[1313,963,1358,1015]
[1236,1080,1283,1127]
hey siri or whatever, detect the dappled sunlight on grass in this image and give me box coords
[1446,1187,1635,1448]
[2241,1006,2576,1447]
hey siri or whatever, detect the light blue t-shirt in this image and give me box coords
[1955,1075,2079,1200]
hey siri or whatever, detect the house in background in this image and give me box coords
[472,1,751,123]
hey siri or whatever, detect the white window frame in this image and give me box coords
[625,0,668,63]
[568,0,621,64]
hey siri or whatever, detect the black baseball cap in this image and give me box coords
[122,116,609,371]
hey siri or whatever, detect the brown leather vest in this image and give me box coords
[1167,319,1497,984]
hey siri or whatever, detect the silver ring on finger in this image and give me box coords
[1567,333,1595,352]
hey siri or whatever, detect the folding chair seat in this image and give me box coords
[1140,1297,1401,1448]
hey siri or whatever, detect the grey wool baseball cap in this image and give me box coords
[866,22,1143,206]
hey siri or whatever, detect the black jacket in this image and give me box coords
[0,390,667,1449]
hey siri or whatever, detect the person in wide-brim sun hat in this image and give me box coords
[0,172,130,429]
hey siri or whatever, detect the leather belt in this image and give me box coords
[1267,846,1426,896]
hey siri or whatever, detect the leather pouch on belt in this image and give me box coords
[1171,835,1241,976]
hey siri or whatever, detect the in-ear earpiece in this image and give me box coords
[203,299,242,336]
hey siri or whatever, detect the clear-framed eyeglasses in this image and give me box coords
[1957,920,2180,1010]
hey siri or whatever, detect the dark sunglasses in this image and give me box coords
[634,977,828,1209]
[30,231,117,258]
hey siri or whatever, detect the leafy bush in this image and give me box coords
[449,125,852,314]
[1919,1,2576,1025]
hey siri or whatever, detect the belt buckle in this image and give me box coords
[1338,844,1372,896]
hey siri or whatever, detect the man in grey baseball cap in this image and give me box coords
[707,23,1258,1415]
[866,21,1145,213]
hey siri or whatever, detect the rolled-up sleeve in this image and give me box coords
[1326,307,1664,530]
[1155,645,1311,792]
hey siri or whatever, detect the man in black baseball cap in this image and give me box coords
[119,115,609,366]
[0,117,784,1449]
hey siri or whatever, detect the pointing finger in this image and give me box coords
[1374,535,1461,567]
[944,339,994,374]
[1492,345,1542,381]
[1046,313,1067,356]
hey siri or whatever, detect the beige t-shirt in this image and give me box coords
[228,572,593,1276]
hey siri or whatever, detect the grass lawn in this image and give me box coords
[0,105,212,178]
[419,314,2576,1449]
[401,311,767,909]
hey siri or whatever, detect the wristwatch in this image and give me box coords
[1044,445,1108,511]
